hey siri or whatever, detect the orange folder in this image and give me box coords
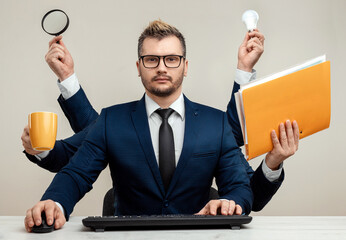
[235,58,331,160]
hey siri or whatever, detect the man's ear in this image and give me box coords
[136,61,141,77]
[184,59,188,77]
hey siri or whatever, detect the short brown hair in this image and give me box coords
[138,20,186,58]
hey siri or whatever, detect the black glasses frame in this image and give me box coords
[139,55,185,68]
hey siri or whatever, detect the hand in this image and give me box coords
[265,120,299,170]
[196,199,242,215]
[21,125,42,155]
[45,35,74,81]
[24,200,66,232]
[237,29,265,72]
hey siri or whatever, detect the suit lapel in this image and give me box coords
[166,96,199,197]
[131,96,165,195]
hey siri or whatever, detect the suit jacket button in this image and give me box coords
[164,200,169,207]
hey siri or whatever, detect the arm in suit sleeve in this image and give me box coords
[58,87,99,133]
[215,114,253,215]
[41,109,108,220]
[226,81,284,211]
[227,82,244,146]
[24,123,95,173]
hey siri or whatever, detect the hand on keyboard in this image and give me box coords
[196,199,242,216]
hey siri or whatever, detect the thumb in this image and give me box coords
[54,208,66,229]
[196,206,208,215]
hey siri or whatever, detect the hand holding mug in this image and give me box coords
[28,112,57,151]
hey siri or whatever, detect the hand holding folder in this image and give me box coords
[235,56,331,160]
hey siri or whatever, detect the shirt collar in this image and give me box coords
[145,93,185,121]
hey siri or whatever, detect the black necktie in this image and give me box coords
[156,108,175,191]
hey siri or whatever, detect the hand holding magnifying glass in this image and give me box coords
[42,9,74,81]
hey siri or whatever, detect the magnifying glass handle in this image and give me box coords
[55,39,61,60]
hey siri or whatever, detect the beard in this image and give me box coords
[142,72,184,97]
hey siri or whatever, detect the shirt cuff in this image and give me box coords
[34,151,50,161]
[57,73,80,100]
[235,69,257,85]
[55,202,65,216]
[261,159,283,182]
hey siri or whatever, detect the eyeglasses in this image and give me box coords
[139,55,185,68]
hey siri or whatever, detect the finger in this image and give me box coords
[47,47,65,59]
[21,131,27,143]
[24,217,32,232]
[24,125,29,134]
[248,37,262,47]
[58,39,68,51]
[25,208,35,230]
[285,120,294,148]
[48,43,66,56]
[235,205,243,215]
[279,122,288,149]
[49,36,63,48]
[271,130,281,150]
[249,30,265,44]
[246,41,264,53]
[21,126,29,140]
[32,204,44,226]
[249,29,264,39]
[209,200,220,215]
[22,133,30,144]
[44,203,55,226]
[196,206,208,215]
[54,209,66,229]
[22,140,31,150]
[46,49,65,64]
[220,200,230,215]
[293,120,300,150]
[228,200,236,215]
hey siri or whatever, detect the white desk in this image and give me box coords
[1,216,346,240]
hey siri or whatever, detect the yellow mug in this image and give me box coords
[28,112,57,151]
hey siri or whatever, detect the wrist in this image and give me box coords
[265,155,281,171]
[237,62,252,73]
[59,71,74,82]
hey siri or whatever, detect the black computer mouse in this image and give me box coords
[32,212,55,233]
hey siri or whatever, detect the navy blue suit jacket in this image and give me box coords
[41,95,253,219]
[25,82,284,212]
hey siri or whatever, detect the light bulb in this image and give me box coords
[242,10,259,32]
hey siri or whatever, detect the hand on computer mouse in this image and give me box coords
[24,200,66,233]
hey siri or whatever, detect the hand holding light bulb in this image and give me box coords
[237,10,264,72]
[242,10,259,32]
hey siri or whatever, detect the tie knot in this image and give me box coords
[156,108,174,120]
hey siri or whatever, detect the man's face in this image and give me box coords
[136,36,188,98]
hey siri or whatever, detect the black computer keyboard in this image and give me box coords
[82,214,252,231]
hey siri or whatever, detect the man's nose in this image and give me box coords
[156,57,167,73]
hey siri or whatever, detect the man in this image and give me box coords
[24,20,299,232]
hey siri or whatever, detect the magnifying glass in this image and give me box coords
[41,9,69,36]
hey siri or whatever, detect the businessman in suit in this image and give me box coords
[24,21,299,231]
